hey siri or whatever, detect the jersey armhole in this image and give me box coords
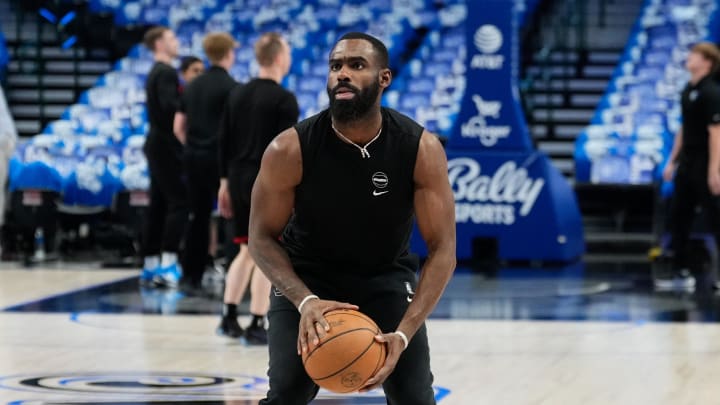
[408,130,424,188]
[293,127,308,188]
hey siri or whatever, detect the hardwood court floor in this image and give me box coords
[2,263,720,404]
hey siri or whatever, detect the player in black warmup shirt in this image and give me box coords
[141,26,187,287]
[217,32,298,343]
[660,42,720,290]
[249,32,456,404]
[174,32,237,291]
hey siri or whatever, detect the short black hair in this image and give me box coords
[179,56,202,72]
[334,32,389,69]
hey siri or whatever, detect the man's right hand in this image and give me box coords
[218,179,233,218]
[663,162,676,182]
[297,298,358,355]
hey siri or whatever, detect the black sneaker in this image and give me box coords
[179,280,205,297]
[217,316,243,338]
[243,324,268,345]
[655,268,696,291]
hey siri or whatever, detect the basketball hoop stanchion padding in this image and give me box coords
[411,0,584,262]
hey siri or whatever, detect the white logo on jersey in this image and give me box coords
[371,172,389,188]
[372,172,390,196]
[405,281,415,302]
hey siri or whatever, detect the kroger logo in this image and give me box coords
[474,25,503,54]
[460,95,511,147]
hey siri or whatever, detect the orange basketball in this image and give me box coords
[302,309,387,393]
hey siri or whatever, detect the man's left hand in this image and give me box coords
[709,170,720,195]
[358,332,407,392]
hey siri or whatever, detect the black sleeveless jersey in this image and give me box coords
[281,107,423,275]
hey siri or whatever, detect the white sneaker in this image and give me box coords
[140,265,160,285]
[655,269,696,291]
[153,263,182,288]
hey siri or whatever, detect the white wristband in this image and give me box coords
[394,330,409,350]
[297,294,319,313]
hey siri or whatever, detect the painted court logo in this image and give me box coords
[0,372,451,401]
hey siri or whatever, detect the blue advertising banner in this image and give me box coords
[448,0,533,151]
[410,151,584,261]
[411,0,585,262]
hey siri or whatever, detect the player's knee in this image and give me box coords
[383,369,435,405]
[384,379,435,404]
[266,373,317,405]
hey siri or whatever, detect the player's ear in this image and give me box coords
[379,68,392,89]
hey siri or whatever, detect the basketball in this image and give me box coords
[302,309,387,393]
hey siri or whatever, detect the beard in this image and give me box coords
[327,79,381,123]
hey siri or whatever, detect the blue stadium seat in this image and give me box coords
[117,58,154,77]
[87,87,128,109]
[0,30,8,73]
[10,161,64,193]
[62,162,124,207]
[142,6,170,26]
[24,0,467,207]
[574,0,717,185]
[298,76,325,93]
[44,120,77,137]
[408,78,435,94]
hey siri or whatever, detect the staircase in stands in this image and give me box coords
[0,0,113,137]
[522,0,645,179]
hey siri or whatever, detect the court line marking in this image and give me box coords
[0,275,139,312]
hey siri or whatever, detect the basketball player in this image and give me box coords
[660,42,720,290]
[141,26,187,287]
[249,32,456,404]
[217,33,298,344]
[177,55,222,279]
[174,32,237,292]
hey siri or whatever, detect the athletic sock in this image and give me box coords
[144,255,159,270]
[250,314,265,328]
[223,303,238,318]
[161,252,178,267]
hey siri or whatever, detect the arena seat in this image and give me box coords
[574,0,718,189]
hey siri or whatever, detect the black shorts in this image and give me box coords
[228,168,258,244]
[260,268,435,405]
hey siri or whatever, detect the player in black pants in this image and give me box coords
[141,26,187,287]
[249,33,456,404]
[660,42,720,291]
[174,32,237,291]
[216,32,298,343]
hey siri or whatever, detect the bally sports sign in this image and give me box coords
[449,158,544,225]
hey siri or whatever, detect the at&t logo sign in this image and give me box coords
[471,24,505,70]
